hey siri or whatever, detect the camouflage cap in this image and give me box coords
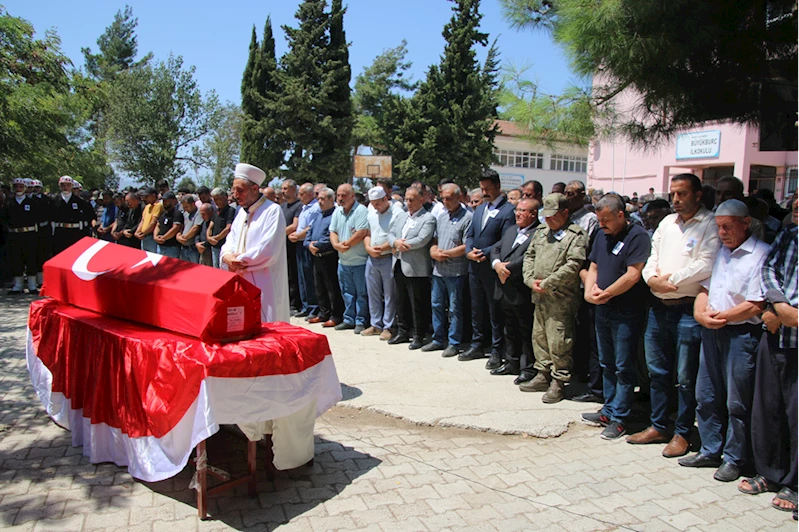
[540,193,569,217]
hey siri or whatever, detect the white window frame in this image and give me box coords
[550,154,588,173]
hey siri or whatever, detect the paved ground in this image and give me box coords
[0,292,793,531]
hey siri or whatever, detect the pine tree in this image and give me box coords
[399,0,499,187]
[240,26,259,165]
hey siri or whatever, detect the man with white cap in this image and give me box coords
[679,199,770,483]
[363,186,401,339]
[0,178,40,294]
[220,163,289,323]
[31,179,52,287]
[51,176,95,255]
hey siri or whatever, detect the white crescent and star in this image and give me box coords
[71,240,162,281]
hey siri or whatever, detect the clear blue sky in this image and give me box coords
[7,0,580,104]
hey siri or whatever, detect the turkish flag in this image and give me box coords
[41,237,262,343]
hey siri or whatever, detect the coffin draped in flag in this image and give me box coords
[41,237,261,343]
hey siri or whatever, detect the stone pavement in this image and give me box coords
[0,292,793,531]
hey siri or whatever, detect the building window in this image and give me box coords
[785,166,797,199]
[749,165,777,194]
[550,154,588,173]
[701,166,735,188]
[493,149,543,169]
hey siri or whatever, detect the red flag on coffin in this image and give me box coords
[41,237,262,343]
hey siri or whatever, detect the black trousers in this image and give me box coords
[500,298,535,375]
[53,228,83,256]
[574,301,602,395]
[286,241,301,311]
[36,227,51,270]
[752,331,797,491]
[469,267,503,352]
[8,232,38,276]
[393,262,431,340]
[313,253,344,322]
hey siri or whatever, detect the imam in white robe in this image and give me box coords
[220,197,290,323]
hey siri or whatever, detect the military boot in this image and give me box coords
[26,276,39,295]
[8,277,23,295]
[519,371,550,392]
[36,272,44,288]
[542,379,565,404]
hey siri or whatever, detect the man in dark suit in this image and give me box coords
[460,169,516,368]
[490,198,541,383]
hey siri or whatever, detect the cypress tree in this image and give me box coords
[240,26,260,165]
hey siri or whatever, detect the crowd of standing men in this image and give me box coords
[0,168,796,519]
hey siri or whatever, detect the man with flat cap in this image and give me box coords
[521,193,588,403]
[679,199,770,483]
[221,163,290,323]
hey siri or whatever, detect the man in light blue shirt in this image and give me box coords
[289,183,322,318]
[329,184,370,333]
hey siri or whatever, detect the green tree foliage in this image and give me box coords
[352,40,418,159]
[0,8,113,190]
[240,18,285,175]
[175,176,197,193]
[105,54,221,185]
[397,0,500,187]
[81,5,152,82]
[500,0,798,146]
[193,103,243,188]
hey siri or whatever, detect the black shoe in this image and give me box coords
[7,290,22,295]
[290,308,301,317]
[408,338,424,350]
[713,462,741,482]
[27,289,39,295]
[514,372,535,385]
[457,346,485,361]
[294,310,309,318]
[388,334,410,345]
[580,411,610,427]
[441,345,460,358]
[334,322,355,331]
[490,362,519,376]
[600,421,627,440]
[353,324,365,335]
[485,352,502,370]
[678,453,723,468]
[569,392,604,404]
[421,341,444,352]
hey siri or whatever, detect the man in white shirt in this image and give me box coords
[679,199,769,483]
[627,174,720,458]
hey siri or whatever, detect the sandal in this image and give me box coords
[772,487,798,512]
[738,475,778,495]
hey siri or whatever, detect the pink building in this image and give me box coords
[589,123,798,200]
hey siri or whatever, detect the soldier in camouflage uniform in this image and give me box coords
[521,193,588,403]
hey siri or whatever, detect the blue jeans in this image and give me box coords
[180,246,200,264]
[596,305,642,423]
[142,235,158,253]
[696,324,759,467]
[644,302,703,437]
[297,245,318,315]
[337,263,369,326]
[158,245,180,259]
[366,256,394,330]
[432,275,466,346]
[212,247,221,268]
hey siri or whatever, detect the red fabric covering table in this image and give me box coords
[25,298,341,485]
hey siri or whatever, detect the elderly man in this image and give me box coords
[581,195,651,439]
[363,187,401,339]
[490,198,540,381]
[176,195,202,263]
[461,170,516,367]
[195,203,214,266]
[306,187,345,327]
[627,174,720,457]
[330,184,370,333]
[51,176,95,255]
[207,188,235,268]
[281,179,303,315]
[388,186,436,349]
[678,199,770,483]
[426,184,473,356]
[740,195,797,511]
[153,192,183,259]
[289,183,321,318]
[467,188,483,212]
[220,163,289,323]
[521,193,587,402]
[135,187,164,253]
